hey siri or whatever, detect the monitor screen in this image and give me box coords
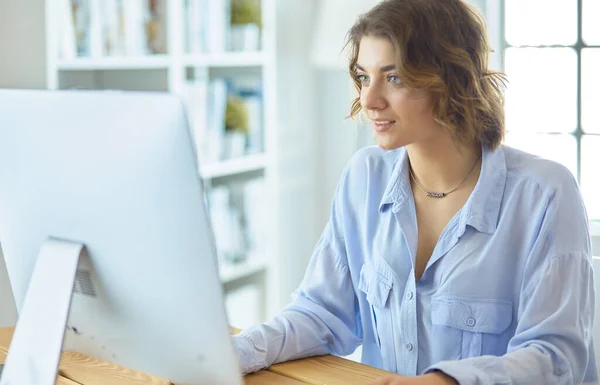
[0,89,242,385]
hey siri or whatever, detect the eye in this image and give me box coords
[355,73,369,84]
[387,74,402,85]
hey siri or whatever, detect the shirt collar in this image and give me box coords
[379,147,411,213]
[378,144,507,235]
[461,144,507,234]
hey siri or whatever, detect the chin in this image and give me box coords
[375,137,406,151]
[373,128,409,150]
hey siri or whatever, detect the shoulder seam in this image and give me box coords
[522,251,592,301]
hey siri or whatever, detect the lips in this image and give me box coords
[372,120,396,132]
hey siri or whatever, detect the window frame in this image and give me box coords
[500,0,600,226]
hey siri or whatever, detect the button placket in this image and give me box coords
[397,278,418,375]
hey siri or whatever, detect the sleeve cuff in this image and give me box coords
[231,333,267,375]
[424,361,473,385]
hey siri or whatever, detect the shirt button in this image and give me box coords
[406,291,413,300]
[405,342,414,351]
[466,317,476,327]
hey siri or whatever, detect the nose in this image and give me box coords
[360,82,387,112]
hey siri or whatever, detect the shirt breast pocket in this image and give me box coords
[358,261,397,372]
[431,296,512,359]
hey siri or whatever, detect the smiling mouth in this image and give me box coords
[372,120,396,132]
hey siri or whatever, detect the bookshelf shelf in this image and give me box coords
[219,257,267,285]
[200,154,267,179]
[56,56,171,71]
[182,52,265,68]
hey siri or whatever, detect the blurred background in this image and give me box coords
[0,0,598,334]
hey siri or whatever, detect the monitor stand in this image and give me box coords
[0,238,84,385]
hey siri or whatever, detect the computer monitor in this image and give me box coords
[0,89,243,385]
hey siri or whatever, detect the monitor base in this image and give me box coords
[0,238,83,385]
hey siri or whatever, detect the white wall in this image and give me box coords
[0,0,47,88]
[315,70,364,227]
[269,0,322,313]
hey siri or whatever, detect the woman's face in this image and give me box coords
[356,36,443,150]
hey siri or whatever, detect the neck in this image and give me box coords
[407,136,481,194]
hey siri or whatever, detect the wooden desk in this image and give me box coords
[0,327,390,384]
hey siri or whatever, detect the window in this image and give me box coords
[503,0,600,220]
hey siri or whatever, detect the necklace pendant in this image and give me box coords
[427,192,446,198]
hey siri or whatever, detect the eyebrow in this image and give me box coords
[354,64,396,72]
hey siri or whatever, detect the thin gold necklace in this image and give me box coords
[409,157,481,199]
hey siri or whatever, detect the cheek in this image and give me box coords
[391,96,421,121]
[389,93,408,111]
[417,93,436,115]
[359,89,369,108]
[408,98,435,122]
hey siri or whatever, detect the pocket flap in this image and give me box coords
[432,296,513,334]
[358,263,392,308]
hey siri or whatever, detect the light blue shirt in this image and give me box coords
[233,145,597,385]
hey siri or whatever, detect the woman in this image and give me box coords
[232,0,597,384]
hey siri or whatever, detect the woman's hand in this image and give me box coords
[368,372,458,385]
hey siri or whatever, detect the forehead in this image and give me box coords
[356,36,396,70]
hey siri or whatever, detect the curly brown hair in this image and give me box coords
[345,0,507,149]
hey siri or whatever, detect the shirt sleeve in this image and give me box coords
[426,171,596,385]
[232,172,361,375]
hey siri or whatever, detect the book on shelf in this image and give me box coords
[183,76,264,166]
[206,179,266,267]
[207,79,228,163]
[238,88,263,155]
[207,185,246,264]
[207,0,231,52]
[187,0,231,53]
[147,0,167,54]
[122,0,150,56]
[186,0,263,53]
[229,0,262,52]
[186,0,207,53]
[58,0,77,59]
[101,0,123,56]
[242,178,266,255]
[88,0,103,57]
[228,78,264,157]
[58,0,166,59]
[181,80,208,168]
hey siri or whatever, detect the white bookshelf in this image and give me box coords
[200,153,267,179]
[56,56,171,70]
[220,257,267,285]
[183,52,265,67]
[45,0,277,323]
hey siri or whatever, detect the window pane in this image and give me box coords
[581,135,600,220]
[583,0,600,44]
[505,48,577,134]
[582,49,600,133]
[504,133,577,178]
[505,0,577,46]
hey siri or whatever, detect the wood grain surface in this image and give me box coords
[269,354,390,385]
